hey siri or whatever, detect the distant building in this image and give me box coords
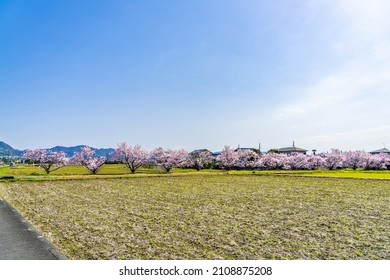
[211,151,222,157]
[190,149,211,155]
[235,147,260,153]
[234,143,263,154]
[278,142,308,155]
[370,148,390,155]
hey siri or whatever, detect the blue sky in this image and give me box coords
[1,0,389,153]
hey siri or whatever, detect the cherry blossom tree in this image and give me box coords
[361,153,390,170]
[113,143,149,173]
[187,150,214,171]
[343,151,367,170]
[216,146,238,170]
[257,153,286,170]
[322,149,345,170]
[151,147,188,173]
[71,146,106,174]
[283,153,309,170]
[236,149,260,169]
[373,153,390,170]
[306,155,325,170]
[23,149,68,174]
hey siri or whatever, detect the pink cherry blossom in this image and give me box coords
[187,150,214,171]
[306,155,325,170]
[257,153,287,170]
[283,153,310,170]
[71,146,106,174]
[236,149,260,169]
[343,151,367,170]
[322,149,345,170]
[113,142,149,173]
[216,146,238,170]
[23,149,68,174]
[151,147,188,173]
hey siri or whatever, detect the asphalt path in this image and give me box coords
[0,200,65,260]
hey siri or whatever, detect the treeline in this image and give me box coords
[23,144,390,174]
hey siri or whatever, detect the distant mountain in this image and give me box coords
[0,141,115,159]
[49,145,115,158]
[0,141,23,156]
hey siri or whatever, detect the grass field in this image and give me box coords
[270,170,390,180]
[0,174,388,260]
[2,164,390,180]
[0,164,224,179]
[0,164,159,176]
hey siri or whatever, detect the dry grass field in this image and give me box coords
[0,174,389,260]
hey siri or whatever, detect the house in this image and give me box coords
[234,143,263,154]
[370,148,390,155]
[278,142,308,155]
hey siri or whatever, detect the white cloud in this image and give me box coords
[335,0,390,37]
[171,1,390,153]
[303,125,390,152]
[273,62,390,119]
[268,58,390,150]
[253,1,390,151]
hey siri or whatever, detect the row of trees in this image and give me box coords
[23,144,390,174]
[23,147,106,174]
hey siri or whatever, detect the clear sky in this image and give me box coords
[1,0,389,153]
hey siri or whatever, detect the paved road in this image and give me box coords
[0,200,65,260]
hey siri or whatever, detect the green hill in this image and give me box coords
[0,141,114,159]
[0,141,22,156]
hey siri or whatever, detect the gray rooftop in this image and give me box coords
[370,148,390,154]
[235,147,259,152]
[278,146,308,152]
[190,149,211,154]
